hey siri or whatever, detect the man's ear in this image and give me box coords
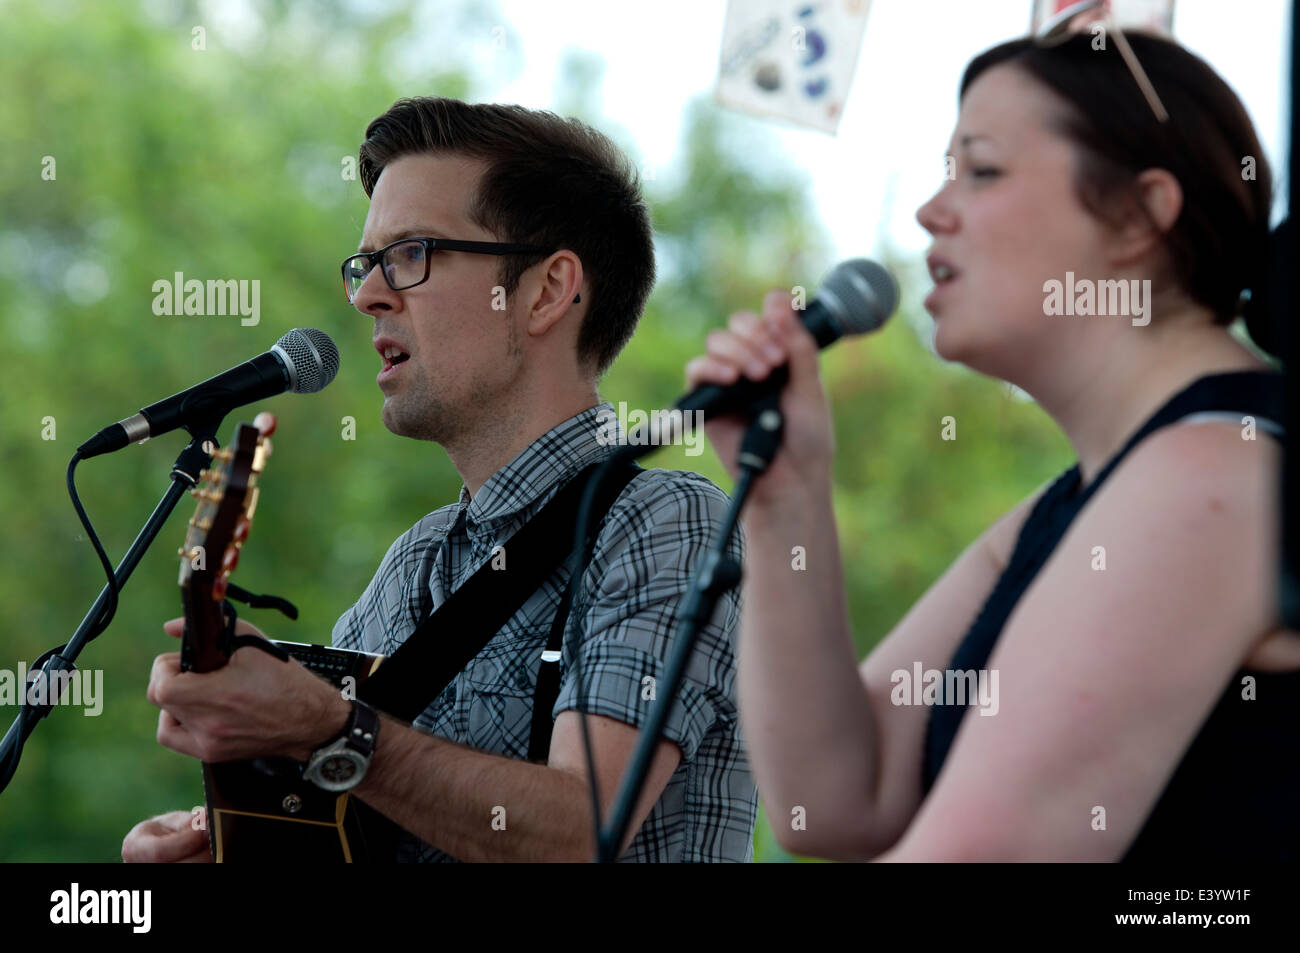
[1110,167,1182,266]
[525,250,584,338]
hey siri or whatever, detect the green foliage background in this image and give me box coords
[0,0,1071,862]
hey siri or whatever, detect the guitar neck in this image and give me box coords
[178,423,266,674]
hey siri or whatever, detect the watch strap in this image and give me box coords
[338,699,379,757]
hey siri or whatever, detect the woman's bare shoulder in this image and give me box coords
[981,477,1057,573]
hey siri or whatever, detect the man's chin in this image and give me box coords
[380,400,408,437]
[381,400,443,443]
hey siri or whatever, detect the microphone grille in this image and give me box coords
[276,328,340,393]
[821,259,899,335]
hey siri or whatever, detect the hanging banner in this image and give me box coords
[1030,0,1175,36]
[715,0,872,135]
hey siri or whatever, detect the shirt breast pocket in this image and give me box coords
[462,626,547,759]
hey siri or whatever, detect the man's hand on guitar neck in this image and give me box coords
[146,617,351,764]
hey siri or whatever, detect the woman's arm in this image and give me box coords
[687,293,1045,858]
[738,483,1043,858]
[881,422,1282,861]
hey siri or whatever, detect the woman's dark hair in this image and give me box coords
[961,33,1281,358]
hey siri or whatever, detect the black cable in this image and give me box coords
[66,450,121,642]
[575,401,782,861]
[0,452,122,795]
[558,452,634,855]
[595,466,752,860]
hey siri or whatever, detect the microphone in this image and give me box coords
[76,328,340,459]
[678,258,899,419]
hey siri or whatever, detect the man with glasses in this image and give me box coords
[123,97,757,862]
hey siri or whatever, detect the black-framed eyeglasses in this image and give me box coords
[340,236,581,305]
[1034,0,1170,123]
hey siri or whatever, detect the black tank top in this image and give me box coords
[920,370,1297,861]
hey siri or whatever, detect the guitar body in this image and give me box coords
[202,641,398,863]
[177,416,403,862]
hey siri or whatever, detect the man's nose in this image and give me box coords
[352,267,398,315]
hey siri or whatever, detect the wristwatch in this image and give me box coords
[303,700,379,792]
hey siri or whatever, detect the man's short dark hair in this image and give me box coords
[359,97,656,377]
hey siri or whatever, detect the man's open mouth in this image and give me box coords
[381,345,410,370]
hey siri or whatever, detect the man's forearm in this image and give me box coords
[353,714,596,862]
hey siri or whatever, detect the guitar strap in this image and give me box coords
[356,459,642,759]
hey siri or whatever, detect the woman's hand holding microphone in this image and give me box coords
[684,289,837,515]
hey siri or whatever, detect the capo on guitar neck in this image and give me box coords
[224,583,299,620]
[219,599,291,664]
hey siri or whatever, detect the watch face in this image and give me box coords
[321,754,359,784]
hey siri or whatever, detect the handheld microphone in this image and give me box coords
[677,258,899,419]
[76,328,340,459]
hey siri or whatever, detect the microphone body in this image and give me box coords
[677,258,899,421]
[76,328,339,459]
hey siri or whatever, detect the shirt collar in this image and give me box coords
[456,401,623,543]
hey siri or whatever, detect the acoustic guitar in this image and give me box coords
[176,413,399,862]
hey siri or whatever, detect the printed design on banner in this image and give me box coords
[715,0,872,134]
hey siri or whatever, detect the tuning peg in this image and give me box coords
[253,411,277,437]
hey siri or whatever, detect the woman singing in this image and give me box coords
[686,29,1296,861]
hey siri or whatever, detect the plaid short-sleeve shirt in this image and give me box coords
[331,402,757,861]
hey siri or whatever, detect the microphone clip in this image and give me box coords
[735,393,785,473]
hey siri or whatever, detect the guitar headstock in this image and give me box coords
[178,413,276,673]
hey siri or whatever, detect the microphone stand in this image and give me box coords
[594,395,784,862]
[0,423,220,794]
